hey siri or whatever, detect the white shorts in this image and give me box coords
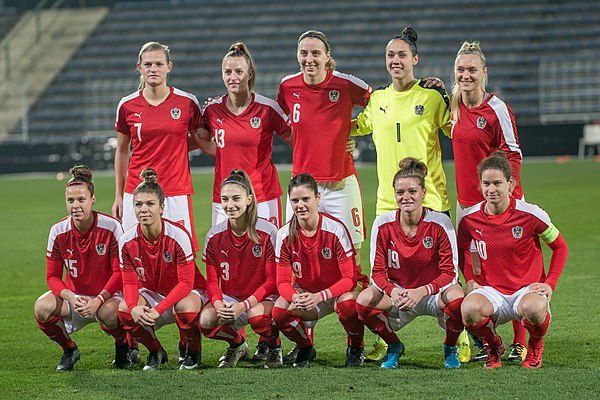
[64,291,124,334]
[466,285,551,326]
[285,174,365,246]
[123,193,198,250]
[386,290,446,332]
[212,197,283,228]
[139,288,207,330]
[221,293,279,332]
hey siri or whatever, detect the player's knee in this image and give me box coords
[33,295,57,321]
[356,286,377,307]
[520,297,547,323]
[117,299,129,313]
[199,308,217,330]
[96,306,119,328]
[460,297,484,324]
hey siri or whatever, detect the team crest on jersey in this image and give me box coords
[415,105,425,115]
[164,251,173,263]
[512,226,523,239]
[170,108,181,120]
[250,117,261,129]
[321,247,332,259]
[477,116,487,129]
[329,90,340,102]
[252,245,262,257]
[96,244,106,255]
[422,236,433,249]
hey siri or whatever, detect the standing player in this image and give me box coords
[350,27,453,361]
[113,41,202,250]
[200,170,282,368]
[272,173,365,368]
[196,42,292,228]
[459,152,568,369]
[277,30,370,361]
[34,165,130,371]
[117,169,206,371]
[356,158,464,369]
[451,41,526,362]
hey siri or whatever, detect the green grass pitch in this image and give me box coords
[0,161,598,399]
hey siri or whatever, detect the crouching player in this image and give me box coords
[35,165,131,371]
[356,158,465,369]
[200,170,282,368]
[118,169,206,371]
[273,173,366,368]
[459,152,568,369]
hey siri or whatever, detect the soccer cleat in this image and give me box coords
[380,341,405,369]
[345,346,365,367]
[457,330,471,363]
[129,347,141,364]
[443,344,461,369]
[283,344,317,364]
[179,351,200,370]
[143,350,168,371]
[218,341,249,368]
[522,342,544,369]
[178,345,187,364]
[507,343,527,362]
[264,346,284,369]
[252,340,269,362]
[293,346,316,368]
[365,336,388,362]
[473,344,489,362]
[483,341,506,370]
[56,346,80,372]
[112,344,132,369]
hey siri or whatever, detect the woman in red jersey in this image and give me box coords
[113,41,202,249]
[272,173,365,368]
[200,170,282,368]
[355,158,465,369]
[34,165,130,371]
[451,41,526,362]
[117,169,206,371]
[459,152,568,369]
[194,42,293,229]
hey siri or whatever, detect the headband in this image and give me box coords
[298,31,330,52]
[67,180,94,194]
[221,179,249,192]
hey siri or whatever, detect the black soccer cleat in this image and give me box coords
[143,350,168,371]
[56,346,81,372]
[112,344,132,369]
[293,346,316,368]
[179,351,200,370]
[345,345,365,367]
[252,340,269,362]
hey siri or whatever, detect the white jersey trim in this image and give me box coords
[369,210,397,289]
[254,93,290,122]
[422,209,459,288]
[173,87,201,109]
[115,90,141,124]
[488,96,522,157]
[47,218,72,257]
[163,219,194,262]
[320,214,354,258]
[280,71,303,84]
[332,70,371,91]
[514,199,551,225]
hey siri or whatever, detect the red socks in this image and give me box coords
[36,315,76,350]
[335,299,364,347]
[522,313,550,347]
[356,303,400,345]
[175,312,202,353]
[272,307,312,348]
[465,316,502,349]
[99,324,127,346]
[201,323,243,346]
[512,319,528,344]
[118,310,163,353]
[248,314,281,348]
[443,298,464,345]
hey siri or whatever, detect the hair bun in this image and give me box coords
[140,168,158,184]
[69,164,93,181]
[401,26,418,43]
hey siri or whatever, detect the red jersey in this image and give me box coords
[203,218,278,304]
[115,87,202,196]
[119,219,206,314]
[46,211,123,297]
[452,93,523,206]
[276,213,366,301]
[370,209,458,297]
[457,198,561,295]
[277,70,372,181]
[203,93,291,202]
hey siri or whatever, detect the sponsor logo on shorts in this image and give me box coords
[250,116,261,129]
[415,105,425,115]
[477,116,487,129]
[321,247,332,259]
[329,90,340,102]
[171,108,181,119]
[422,236,433,249]
[96,244,106,255]
[164,251,173,263]
[512,226,523,239]
[252,245,262,257]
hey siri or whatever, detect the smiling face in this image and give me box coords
[454,53,487,95]
[393,177,425,213]
[222,56,251,95]
[134,191,164,229]
[289,184,320,223]
[137,50,172,88]
[65,184,95,225]
[220,183,251,222]
[480,168,514,208]
[386,38,418,82]
[297,37,330,83]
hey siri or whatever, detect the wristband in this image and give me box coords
[243,299,252,311]
[319,290,329,302]
[96,294,106,304]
